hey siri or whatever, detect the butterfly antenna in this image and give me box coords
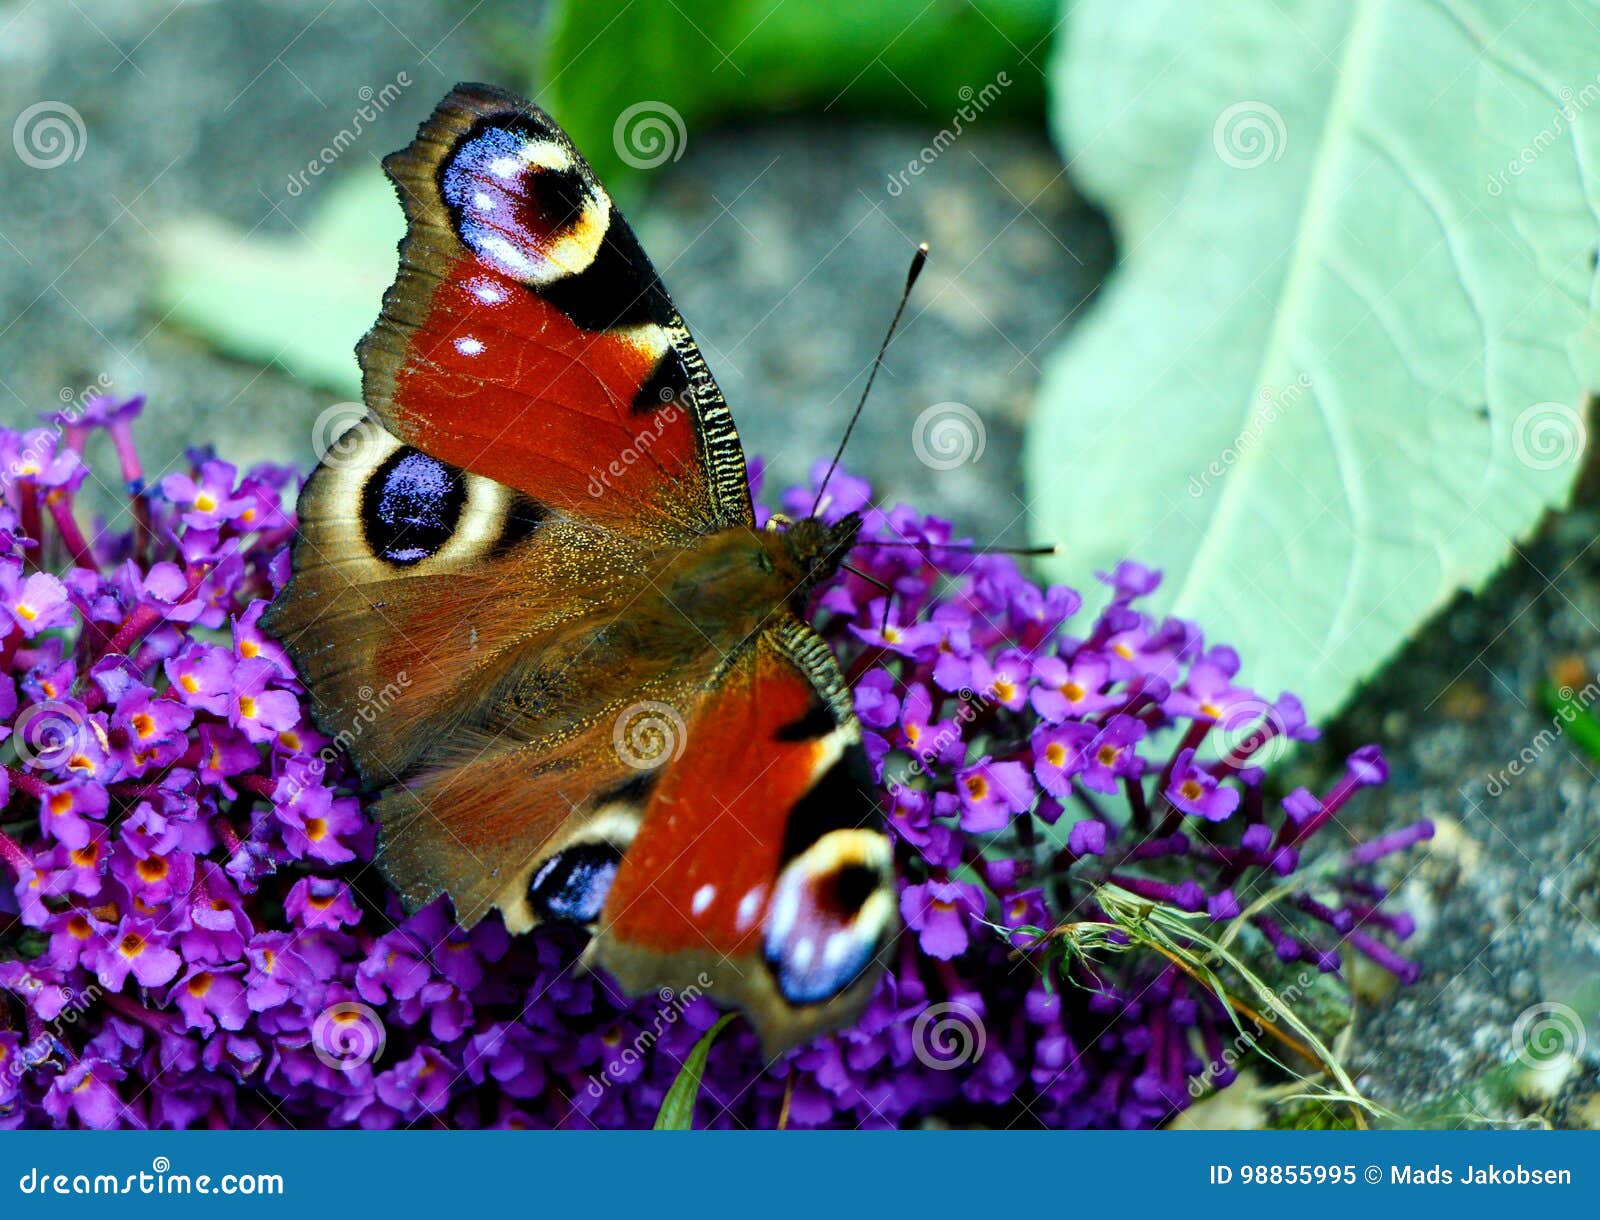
[855,540,1059,557]
[811,242,929,518]
[840,561,897,635]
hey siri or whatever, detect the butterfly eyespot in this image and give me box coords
[763,829,893,1006]
[440,121,608,286]
[822,864,881,917]
[361,448,466,566]
[528,841,623,926]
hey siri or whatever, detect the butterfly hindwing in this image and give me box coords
[591,619,894,1052]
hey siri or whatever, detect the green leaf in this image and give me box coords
[653,1013,737,1130]
[155,170,400,397]
[1028,0,1600,722]
[539,0,1053,189]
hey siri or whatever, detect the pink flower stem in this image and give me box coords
[103,992,174,1033]
[211,816,244,855]
[4,763,49,798]
[239,775,274,799]
[1150,721,1214,837]
[0,826,32,878]
[17,480,42,568]
[83,562,213,697]
[45,491,97,570]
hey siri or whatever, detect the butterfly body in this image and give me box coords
[265,84,894,1052]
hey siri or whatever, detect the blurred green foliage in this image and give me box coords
[535,0,1053,188]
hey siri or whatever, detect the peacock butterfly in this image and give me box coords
[264,83,899,1052]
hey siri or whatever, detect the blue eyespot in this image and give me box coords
[361,449,464,566]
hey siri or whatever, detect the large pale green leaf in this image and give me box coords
[156,171,399,396]
[1029,0,1600,721]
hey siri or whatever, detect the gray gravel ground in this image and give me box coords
[2,0,1594,1128]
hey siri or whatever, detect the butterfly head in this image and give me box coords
[772,511,861,600]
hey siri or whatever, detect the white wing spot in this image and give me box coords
[470,280,508,306]
[736,887,765,932]
[454,336,485,357]
[691,884,716,917]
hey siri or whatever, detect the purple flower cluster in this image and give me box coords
[0,401,1428,1129]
